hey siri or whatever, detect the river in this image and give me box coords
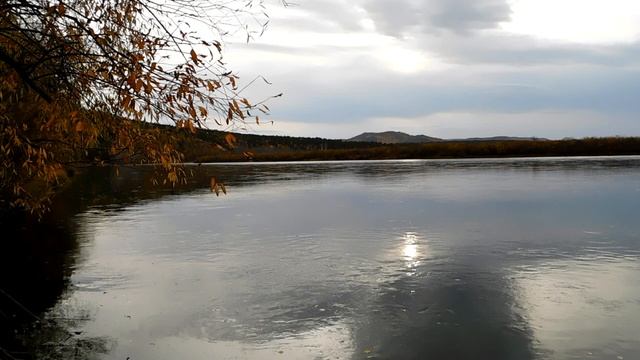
[2,157,640,359]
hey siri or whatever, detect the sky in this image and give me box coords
[222,0,640,139]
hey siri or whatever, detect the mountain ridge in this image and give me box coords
[348,131,441,144]
[348,131,548,144]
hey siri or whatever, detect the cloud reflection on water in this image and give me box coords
[513,256,640,359]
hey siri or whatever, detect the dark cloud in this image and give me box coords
[361,0,421,36]
[291,0,365,31]
[265,59,640,124]
[421,33,640,66]
[286,1,640,67]
[362,0,512,36]
[426,0,512,34]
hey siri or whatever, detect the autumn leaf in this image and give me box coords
[75,121,86,132]
[226,108,232,124]
[127,72,137,88]
[210,177,219,195]
[0,0,274,215]
[168,171,178,184]
[224,133,237,148]
[190,49,198,64]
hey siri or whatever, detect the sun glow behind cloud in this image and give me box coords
[378,46,428,73]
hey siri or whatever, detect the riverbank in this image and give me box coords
[187,137,640,163]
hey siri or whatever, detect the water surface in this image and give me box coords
[2,157,640,359]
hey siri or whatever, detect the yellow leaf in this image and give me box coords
[168,171,178,184]
[210,177,219,195]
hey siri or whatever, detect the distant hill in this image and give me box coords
[349,131,441,144]
[348,131,548,144]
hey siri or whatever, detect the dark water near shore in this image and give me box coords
[2,157,640,359]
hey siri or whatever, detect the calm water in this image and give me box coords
[2,157,640,359]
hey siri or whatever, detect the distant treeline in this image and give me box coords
[186,137,640,162]
[191,127,378,151]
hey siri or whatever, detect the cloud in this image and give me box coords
[259,56,640,119]
[248,1,640,68]
[263,110,640,140]
[283,0,366,32]
[504,0,640,44]
[217,0,640,138]
[418,32,640,66]
[362,0,512,36]
[425,0,512,34]
[360,0,420,36]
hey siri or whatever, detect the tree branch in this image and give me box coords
[0,46,52,102]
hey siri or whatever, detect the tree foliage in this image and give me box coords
[0,0,272,214]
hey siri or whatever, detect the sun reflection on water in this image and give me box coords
[401,232,424,271]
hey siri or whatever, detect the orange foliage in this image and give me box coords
[0,0,273,215]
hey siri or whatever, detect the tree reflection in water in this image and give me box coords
[0,213,110,359]
[0,167,163,359]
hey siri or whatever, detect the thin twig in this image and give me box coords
[0,288,40,322]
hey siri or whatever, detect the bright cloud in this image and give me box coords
[503,0,640,44]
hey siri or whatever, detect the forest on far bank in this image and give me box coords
[171,126,640,162]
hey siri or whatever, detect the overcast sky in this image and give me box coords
[223,0,640,139]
